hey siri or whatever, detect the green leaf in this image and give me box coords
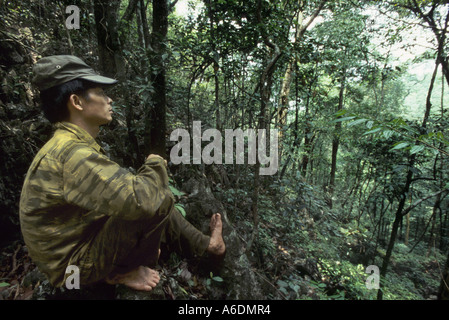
[279,287,288,295]
[363,127,382,135]
[410,145,425,155]
[175,204,186,217]
[383,130,394,139]
[347,118,367,127]
[179,286,188,295]
[212,276,224,282]
[209,272,224,282]
[435,132,449,145]
[288,282,300,292]
[0,282,10,288]
[277,280,288,287]
[333,116,356,123]
[169,185,185,197]
[390,142,409,151]
[334,109,348,117]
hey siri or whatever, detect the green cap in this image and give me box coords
[32,55,118,91]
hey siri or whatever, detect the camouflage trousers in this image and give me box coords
[71,208,210,286]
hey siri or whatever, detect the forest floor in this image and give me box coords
[0,239,214,300]
[0,240,35,300]
[0,171,446,301]
[1,221,445,300]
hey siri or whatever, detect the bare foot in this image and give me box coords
[207,213,226,256]
[106,266,160,291]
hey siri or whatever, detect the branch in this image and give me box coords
[169,0,179,13]
[401,188,449,218]
[253,0,282,95]
[373,0,437,32]
[298,0,328,39]
[0,30,40,54]
[408,0,444,38]
[120,0,139,23]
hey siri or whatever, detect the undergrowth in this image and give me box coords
[218,177,446,300]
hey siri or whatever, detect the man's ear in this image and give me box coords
[67,93,83,112]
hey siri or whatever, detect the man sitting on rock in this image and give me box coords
[19,55,225,292]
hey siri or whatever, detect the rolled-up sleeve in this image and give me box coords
[63,145,174,220]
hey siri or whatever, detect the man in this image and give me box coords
[19,55,225,292]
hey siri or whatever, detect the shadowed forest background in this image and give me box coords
[0,0,449,300]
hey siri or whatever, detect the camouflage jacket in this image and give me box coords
[19,122,174,287]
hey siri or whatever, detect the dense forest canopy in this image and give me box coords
[0,0,448,300]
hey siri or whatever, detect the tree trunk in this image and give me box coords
[139,0,151,52]
[300,63,318,179]
[301,104,312,177]
[145,0,168,158]
[93,0,125,79]
[439,251,449,300]
[247,0,282,252]
[328,71,346,208]
[405,212,410,246]
[377,156,415,300]
[204,0,221,131]
[247,51,278,252]
[277,7,303,139]
[94,0,137,165]
[277,0,326,161]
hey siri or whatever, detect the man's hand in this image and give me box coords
[146,154,167,167]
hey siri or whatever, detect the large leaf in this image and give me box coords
[390,142,409,151]
[333,116,356,123]
[410,145,425,155]
[347,118,368,127]
[363,127,382,135]
[169,185,185,197]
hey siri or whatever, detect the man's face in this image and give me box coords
[80,87,113,126]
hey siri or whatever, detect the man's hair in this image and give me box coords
[39,79,99,123]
